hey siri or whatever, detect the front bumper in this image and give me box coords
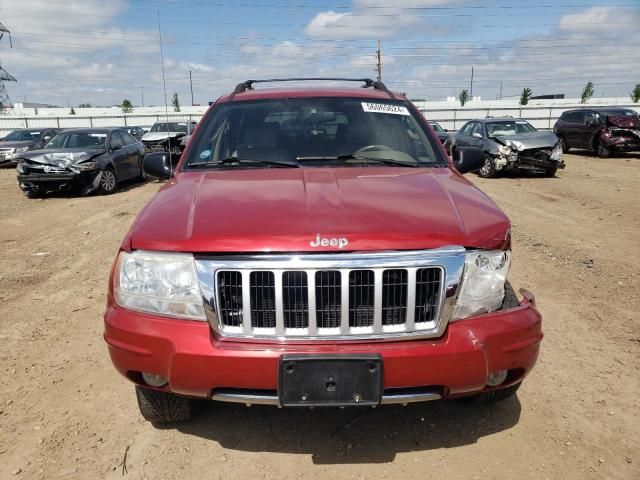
[17,170,101,194]
[104,291,542,403]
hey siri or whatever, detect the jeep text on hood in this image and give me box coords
[104,79,541,419]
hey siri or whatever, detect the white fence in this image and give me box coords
[1,103,638,136]
[0,113,203,137]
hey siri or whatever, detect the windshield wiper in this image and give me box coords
[296,153,419,167]
[187,156,299,169]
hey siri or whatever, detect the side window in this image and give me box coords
[121,131,137,145]
[110,132,124,149]
[459,122,473,136]
[585,111,599,125]
[471,122,483,137]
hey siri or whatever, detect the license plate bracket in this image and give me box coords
[278,354,382,407]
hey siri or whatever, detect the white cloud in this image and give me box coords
[559,6,639,33]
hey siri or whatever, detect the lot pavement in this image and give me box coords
[0,152,639,479]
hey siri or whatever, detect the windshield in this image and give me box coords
[486,120,537,137]
[429,122,444,132]
[3,130,41,141]
[184,98,443,169]
[150,122,190,133]
[44,132,107,149]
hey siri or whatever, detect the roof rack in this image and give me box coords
[229,77,396,101]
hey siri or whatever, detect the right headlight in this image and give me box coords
[452,250,511,320]
[114,250,206,321]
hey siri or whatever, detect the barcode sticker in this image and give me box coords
[362,102,410,115]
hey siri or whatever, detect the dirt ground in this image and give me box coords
[1,152,639,480]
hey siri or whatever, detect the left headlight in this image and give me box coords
[72,161,98,171]
[550,142,562,161]
[452,250,511,320]
[114,250,206,321]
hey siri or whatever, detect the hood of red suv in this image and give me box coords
[128,167,510,253]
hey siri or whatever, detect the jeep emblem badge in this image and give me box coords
[310,234,349,249]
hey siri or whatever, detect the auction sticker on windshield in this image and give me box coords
[361,102,409,115]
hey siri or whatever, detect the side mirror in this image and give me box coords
[472,132,482,139]
[143,152,173,179]
[453,147,485,174]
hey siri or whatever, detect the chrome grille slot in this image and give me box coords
[250,271,276,328]
[415,268,441,323]
[217,271,243,327]
[315,271,341,328]
[349,270,375,327]
[382,269,408,326]
[197,247,465,341]
[282,271,309,329]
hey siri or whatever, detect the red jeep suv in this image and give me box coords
[103,78,542,422]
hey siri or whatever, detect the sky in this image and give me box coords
[0,0,639,107]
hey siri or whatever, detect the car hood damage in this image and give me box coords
[607,115,640,129]
[18,148,106,167]
[129,168,511,253]
[141,132,184,142]
[492,131,558,150]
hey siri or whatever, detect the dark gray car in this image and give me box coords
[0,128,61,167]
[450,118,564,178]
[15,128,146,198]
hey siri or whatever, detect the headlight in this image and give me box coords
[452,250,511,320]
[498,145,512,155]
[17,146,29,153]
[72,161,98,171]
[114,250,206,321]
[505,140,524,151]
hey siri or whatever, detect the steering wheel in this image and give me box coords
[355,145,393,154]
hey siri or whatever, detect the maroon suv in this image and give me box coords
[553,107,640,157]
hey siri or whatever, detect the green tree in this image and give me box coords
[630,84,640,103]
[458,89,470,107]
[580,82,594,104]
[121,99,133,114]
[519,87,533,106]
[172,92,180,112]
[78,103,92,108]
[70,107,76,115]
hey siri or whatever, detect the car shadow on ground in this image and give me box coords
[168,397,521,464]
[567,149,640,160]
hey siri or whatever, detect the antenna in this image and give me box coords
[157,11,173,172]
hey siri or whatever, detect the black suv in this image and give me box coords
[553,108,640,158]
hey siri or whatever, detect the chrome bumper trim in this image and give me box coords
[211,391,442,406]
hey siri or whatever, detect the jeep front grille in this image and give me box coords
[195,248,466,342]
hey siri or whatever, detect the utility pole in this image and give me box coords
[470,66,474,98]
[0,22,17,113]
[375,40,382,82]
[189,70,194,106]
[499,81,503,100]
[139,87,145,107]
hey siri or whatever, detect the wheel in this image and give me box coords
[458,382,521,405]
[135,386,192,423]
[23,189,43,199]
[97,167,118,194]
[596,142,611,158]
[137,161,148,182]
[477,155,498,178]
[542,167,558,178]
[558,136,569,153]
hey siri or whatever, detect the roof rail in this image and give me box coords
[229,77,396,101]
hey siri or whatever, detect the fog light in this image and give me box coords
[486,370,508,387]
[142,372,168,387]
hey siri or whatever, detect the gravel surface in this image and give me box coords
[0,152,638,479]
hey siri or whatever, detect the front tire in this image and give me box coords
[596,142,611,158]
[543,167,558,178]
[477,155,498,178]
[97,167,118,194]
[135,386,192,423]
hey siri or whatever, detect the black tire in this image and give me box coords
[97,167,118,194]
[558,135,569,153]
[502,281,519,309]
[542,167,558,178]
[137,160,148,182]
[135,386,192,423]
[477,155,498,178]
[596,141,611,158]
[24,189,43,199]
[459,382,521,405]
